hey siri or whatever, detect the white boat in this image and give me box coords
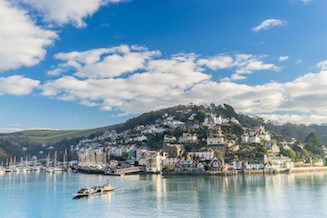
[72,180,114,199]
[72,188,95,199]
[100,180,115,193]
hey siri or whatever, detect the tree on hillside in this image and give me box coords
[169,127,185,138]
[280,148,296,159]
[214,150,224,159]
[299,148,308,159]
[195,110,206,122]
[231,124,244,137]
[304,132,324,157]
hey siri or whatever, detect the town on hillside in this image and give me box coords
[72,105,327,176]
[1,104,326,175]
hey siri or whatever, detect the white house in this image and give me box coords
[259,133,271,142]
[179,133,198,144]
[249,135,261,144]
[207,137,225,145]
[174,158,199,172]
[188,150,214,161]
[203,114,222,127]
[230,117,240,124]
[244,161,264,170]
[134,135,147,142]
[162,157,179,171]
[241,134,249,143]
[141,125,166,134]
[264,154,294,169]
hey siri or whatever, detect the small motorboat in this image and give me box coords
[72,188,95,199]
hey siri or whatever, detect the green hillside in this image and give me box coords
[0,125,120,145]
[0,124,122,160]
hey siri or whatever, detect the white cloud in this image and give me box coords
[295,59,302,64]
[252,19,287,32]
[16,0,126,27]
[0,0,57,72]
[41,46,327,124]
[40,46,280,117]
[302,0,312,4]
[231,74,246,81]
[0,127,23,133]
[235,61,281,74]
[50,45,161,78]
[42,49,211,114]
[199,53,280,81]
[197,55,234,70]
[316,60,327,70]
[0,75,40,95]
[279,56,289,61]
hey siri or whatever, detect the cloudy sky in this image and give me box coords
[1,0,327,132]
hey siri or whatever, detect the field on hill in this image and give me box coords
[0,125,119,145]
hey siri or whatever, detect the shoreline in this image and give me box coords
[162,166,327,176]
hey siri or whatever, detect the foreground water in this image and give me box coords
[1,171,327,218]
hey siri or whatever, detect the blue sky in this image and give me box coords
[1,0,327,132]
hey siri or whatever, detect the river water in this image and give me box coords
[0,171,326,218]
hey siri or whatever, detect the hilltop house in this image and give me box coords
[179,133,198,144]
[207,126,225,146]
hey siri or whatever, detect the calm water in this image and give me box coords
[0,171,327,218]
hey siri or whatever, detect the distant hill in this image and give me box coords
[0,125,119,160]
[116,103,262,132]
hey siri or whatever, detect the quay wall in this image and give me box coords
[291,166,327,173]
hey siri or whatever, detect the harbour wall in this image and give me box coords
[290,166,327,173]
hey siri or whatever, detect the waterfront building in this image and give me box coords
[188,150,214,161]
[78,147,106,164]
[264,154,294,169]
[144,151,166,173]
[162,158,179,171]
[209,157,224,171]
[174,157,200,172]
[244,161,264,170]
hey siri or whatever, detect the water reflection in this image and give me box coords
[1,172,327,217]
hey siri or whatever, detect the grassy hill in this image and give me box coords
[14,128,110,144]
[0,124,122,160]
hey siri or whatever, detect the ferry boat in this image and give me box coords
[99,180,115,193]
[73,180,114,199]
